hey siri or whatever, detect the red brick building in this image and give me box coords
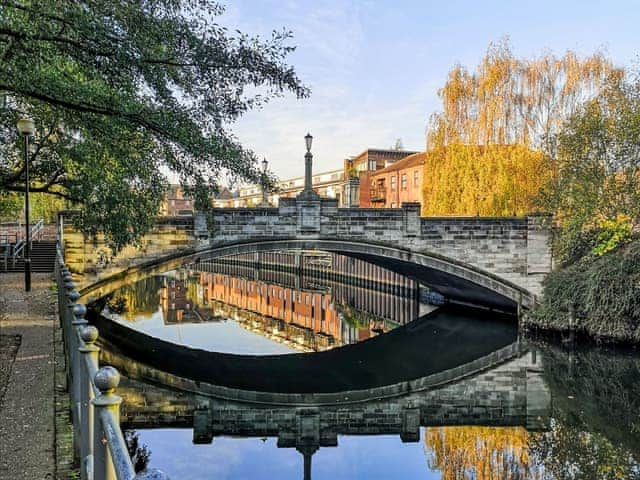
[364,152,425,208]
[160,185,194,216]
[343,148,418,207]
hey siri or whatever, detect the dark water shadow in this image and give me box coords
[88,305,518,393]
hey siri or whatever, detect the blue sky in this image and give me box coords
[138,429,444,479]
[218,0,639,179]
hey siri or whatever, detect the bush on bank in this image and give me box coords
[526,239,640,344]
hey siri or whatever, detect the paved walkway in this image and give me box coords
[0,273,56,480]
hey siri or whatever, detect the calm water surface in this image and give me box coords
[93,254,640,479]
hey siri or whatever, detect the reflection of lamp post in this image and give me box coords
[17,117,35,292]
[260,157,269,207]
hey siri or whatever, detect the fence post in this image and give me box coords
[92,367,122,480]
[79,326,100,480]
[71,303,88,460]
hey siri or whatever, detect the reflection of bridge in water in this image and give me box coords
[102,252,433,352]
[114,344,550,479]
[85,249,552,479]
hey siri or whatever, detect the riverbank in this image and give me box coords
[0,273,75,479]
[524,240,640,345]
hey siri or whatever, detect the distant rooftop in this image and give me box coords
[373,152,425,174]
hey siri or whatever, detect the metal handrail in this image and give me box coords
[56,244,170,480]
[12,219,44,261]
[32,218,45,240]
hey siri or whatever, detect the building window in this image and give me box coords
[368,159,376,170]
[390,176,396,191]
[401,173,407,190]
[414,170,420,187]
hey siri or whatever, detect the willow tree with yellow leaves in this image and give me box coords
[423,39,621,217]
[424,426,544,479]
[422,144,552,216]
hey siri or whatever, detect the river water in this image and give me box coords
[90,253,640,479]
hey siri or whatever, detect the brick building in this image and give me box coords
[160,185,194,216]
[343,148,418,207]
[365,152,425,208]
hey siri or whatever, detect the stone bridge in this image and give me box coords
[205,197,551,311]
[65,196,551,311]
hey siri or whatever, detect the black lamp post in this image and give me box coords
[260,157,269,207]
[303,133,313,193]
[17,117,35,292]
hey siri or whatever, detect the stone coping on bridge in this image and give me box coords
[100,340,524,407]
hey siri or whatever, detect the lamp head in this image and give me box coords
[262,157,268,172]
[17,117,35,136]
[304,133,313,152]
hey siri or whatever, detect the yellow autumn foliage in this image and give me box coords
[427,39,620,149]
[422,144,552,216]
[424,426,538,480]
[421,40,620,217]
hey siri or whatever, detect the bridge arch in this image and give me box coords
[193,238,534,311]
[81,238,536,311]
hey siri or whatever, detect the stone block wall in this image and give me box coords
[209,207,296,242]
[118,350,549,443]
[61,199,552,296]
[61,214,194,276]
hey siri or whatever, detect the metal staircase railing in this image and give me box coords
[11,219,45,266]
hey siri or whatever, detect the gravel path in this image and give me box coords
[0,273,57,480]
[0,334,21,408]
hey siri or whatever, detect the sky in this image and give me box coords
[217,0,640,180]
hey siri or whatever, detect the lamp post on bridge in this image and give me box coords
[17,117,35,292]
[303,132,313,193]
[260,157,269,207]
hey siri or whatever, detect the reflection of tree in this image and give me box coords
[185,274,204,307]
[124,430,151,473]
[424,426,540,479]
[108,276,165,321]
[531,420,639,479]
[335,302,394,332]
[423,346,640,479]
[530,344,640,479]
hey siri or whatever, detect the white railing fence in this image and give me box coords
[56,246,170,480]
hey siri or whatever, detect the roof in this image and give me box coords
[349,148,420,161]
[214,187,234,200]
[371,152,425,175]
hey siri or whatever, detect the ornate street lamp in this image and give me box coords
[260,157,269,207]
[303,133,313,192]
[17,117,35,292]
[305,132,313,153]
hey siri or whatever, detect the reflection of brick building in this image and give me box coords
[202,272,344,344]
[366,152,425,208]
[160,276,195,323]
[206,251,420,326]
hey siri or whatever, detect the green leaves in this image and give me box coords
[539,74,640,264]
[0,0,308,250]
